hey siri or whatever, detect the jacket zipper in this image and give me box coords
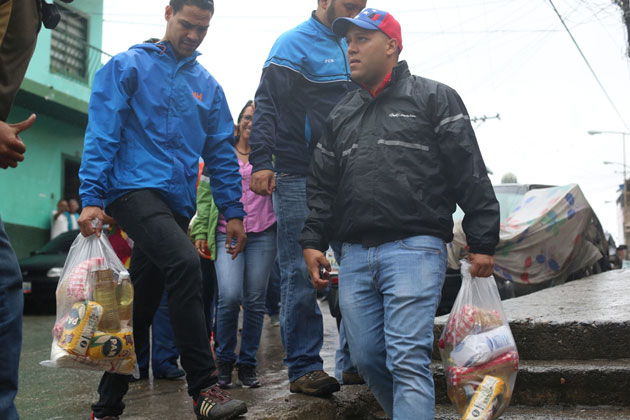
[335,39,351,81]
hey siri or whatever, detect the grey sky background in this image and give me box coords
[101,0,630,243]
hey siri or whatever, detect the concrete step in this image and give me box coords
[432,359,630,407]
[244,390,630,420]
[433,270,630,360]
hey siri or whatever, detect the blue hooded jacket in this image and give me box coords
[79,42,245,220]
[249,12,359,176]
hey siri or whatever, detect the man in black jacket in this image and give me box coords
[300,8,499,420]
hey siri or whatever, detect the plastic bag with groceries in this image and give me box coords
[438,260,519,420]
[40,232,136,375]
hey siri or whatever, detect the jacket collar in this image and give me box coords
[391,60,411,82]
[359,61,411,100]
[152,41,200,64]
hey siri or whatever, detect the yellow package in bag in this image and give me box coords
[58,301,103,356]
[87,329,134,360]
[462,375,505,420]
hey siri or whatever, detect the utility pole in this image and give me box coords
[615,0,630,57]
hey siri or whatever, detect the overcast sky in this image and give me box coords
[101,0,630,244]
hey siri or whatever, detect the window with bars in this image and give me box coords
[50,4,89,81]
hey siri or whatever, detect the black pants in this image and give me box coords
[200,256,217,341]
[92,190,216,417]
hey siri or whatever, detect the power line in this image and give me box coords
[548,0,630,132]
[472,113,501,130]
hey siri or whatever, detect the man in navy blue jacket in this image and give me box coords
[78,1,247,419]
[249,0,366,396]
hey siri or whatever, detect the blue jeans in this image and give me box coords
[265,258,281,316]
[273,174,324,381]
[334,321,357,382]
[339,236,447,420]
[135,291,180,376]
[215,228,276,367]
[330,241,357,382]
[0,215,23,420]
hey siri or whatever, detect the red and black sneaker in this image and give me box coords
[193,384,247,420]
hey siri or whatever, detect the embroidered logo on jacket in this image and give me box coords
[389,112,417,118]
[192,91,203,101]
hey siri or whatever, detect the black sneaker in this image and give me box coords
[154,367,186,380]
[194,384,247,420]
[237,364,261,388]
[216,360,233,389]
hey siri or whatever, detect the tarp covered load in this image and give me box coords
[449,184,602,285]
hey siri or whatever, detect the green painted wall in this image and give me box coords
[0,105,84,258]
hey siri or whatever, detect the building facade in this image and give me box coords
[0,0,106,258]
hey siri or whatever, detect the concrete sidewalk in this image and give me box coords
[17,270,630,420]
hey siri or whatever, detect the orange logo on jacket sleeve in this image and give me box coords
[192,91,203,101]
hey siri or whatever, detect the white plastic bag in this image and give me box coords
[41,232,137,375]
[438,260,519,419]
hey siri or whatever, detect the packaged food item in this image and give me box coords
[92,265,120,332]
[447,350,519,387]
[47,341,136,375]
[58,301,103,356]
[451,325,516,367]
[66,257,107,300]
[462,376,505,420]
[87,329,134,360]
[448,383,477,409]
[442,304,503,348]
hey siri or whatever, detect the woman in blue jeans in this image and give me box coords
[194,100,277,388]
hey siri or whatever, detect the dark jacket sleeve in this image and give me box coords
[433,84,499,255]
[299,118,339,251]
[249,63,298,174]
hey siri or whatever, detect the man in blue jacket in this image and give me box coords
[78,1,247,419]
[249,0,366,396]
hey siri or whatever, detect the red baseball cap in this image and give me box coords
[332,8,403,52]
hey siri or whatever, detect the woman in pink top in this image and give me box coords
[214,100,277,389]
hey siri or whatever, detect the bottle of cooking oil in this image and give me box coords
[92,265,120,332]
[116,273,134,324]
